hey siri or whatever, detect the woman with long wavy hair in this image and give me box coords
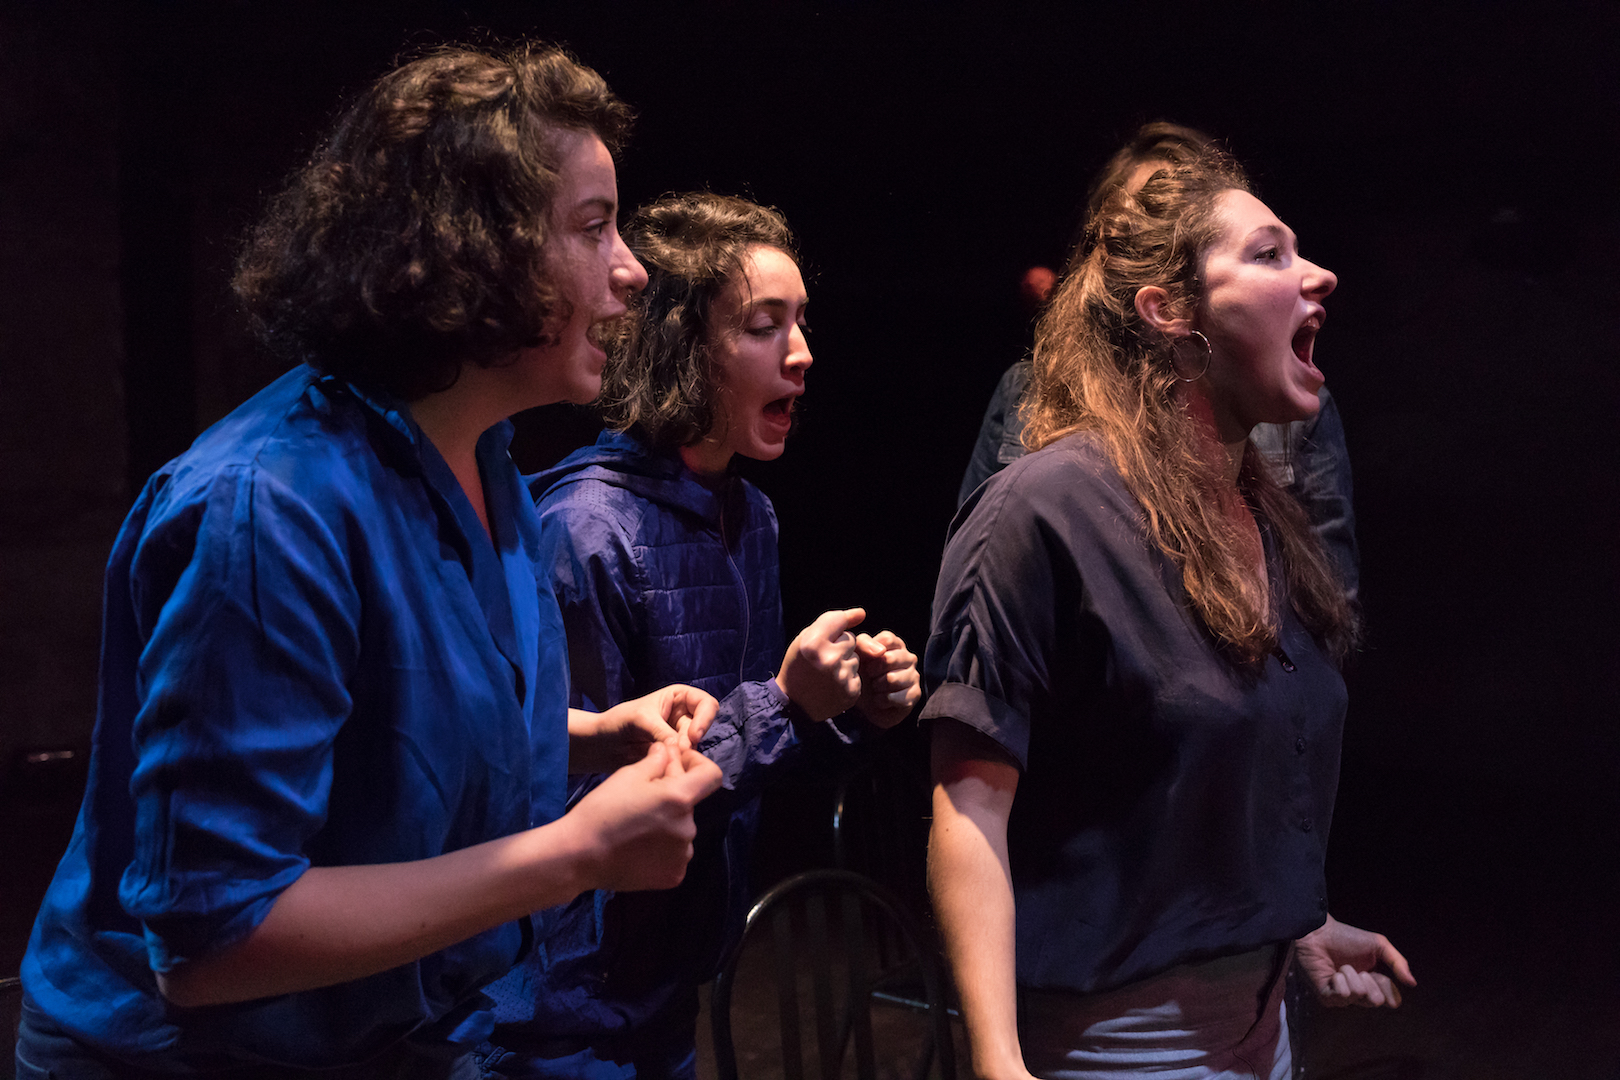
[924,146,1412,1078]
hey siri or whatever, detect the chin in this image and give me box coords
[562,356,605,405]
[1291,388,1323,419]
[541,373,597,408]
[1265,382,1321,424]
[742,437,788,462]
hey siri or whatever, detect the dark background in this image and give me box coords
[2,2,1616,1076]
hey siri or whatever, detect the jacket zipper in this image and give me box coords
[719,484,750,685]
[717,484,746,959]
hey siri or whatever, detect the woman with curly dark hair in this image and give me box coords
[925,147,1413,1078]
[17,44,722,1080]
[477,192,921,1079]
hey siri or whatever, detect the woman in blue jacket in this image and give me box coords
[17,44,721,1080]
[481,192,922,1079]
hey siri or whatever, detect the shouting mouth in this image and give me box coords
[763,395,797,430]
[1291,316,1321,365]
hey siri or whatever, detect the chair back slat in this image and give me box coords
[805,892,841,1080]
[771,905,806,1080]
[840,889,877,1080]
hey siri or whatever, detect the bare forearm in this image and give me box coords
[159,734,723,1009]
[929,781,1030,1080]
[569,706,620,773]
[158,814,597,1007]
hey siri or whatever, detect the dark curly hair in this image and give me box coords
[599,192,797,452]
[234,43,633,400]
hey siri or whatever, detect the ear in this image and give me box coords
[1134,286,1191,336]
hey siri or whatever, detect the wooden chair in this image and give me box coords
[711,869,955,1080]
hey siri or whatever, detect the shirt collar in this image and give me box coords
[318,372,515,477]
[329,374,421,453]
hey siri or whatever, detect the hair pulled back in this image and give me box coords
[234,43,633,400]
[1082,121,1214,226]
[600,192,798,452]
[1027,149,1357,664]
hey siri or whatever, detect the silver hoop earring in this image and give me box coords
[1175,330,1212,382]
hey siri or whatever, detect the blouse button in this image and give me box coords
[1295,737,1307,754]
[1300,817,1314,832]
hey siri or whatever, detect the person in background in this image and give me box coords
[927,146,1411,1079]
[481,192,921,1079]
[958,123,1359,602]
[17,44,722,1080]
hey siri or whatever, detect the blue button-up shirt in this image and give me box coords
[22,366,568,1072]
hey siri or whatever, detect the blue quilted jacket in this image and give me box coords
[483,430,854,1070]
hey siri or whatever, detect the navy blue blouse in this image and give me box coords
[923,433,1346,995]
[22,367,569,1071]
[956,362,1359,602]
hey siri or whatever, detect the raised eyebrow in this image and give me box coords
[1247,223,1297,249]
[576,196,617,218]
[748,297,810,313]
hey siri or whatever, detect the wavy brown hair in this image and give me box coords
[234,43,633,400]
[1026,150,1357,663]
[1082,121,1214,225]
[600,192,798,452]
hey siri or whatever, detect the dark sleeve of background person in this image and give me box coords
[1248,387,1360,604]
[1284,388,1361,604]
[956,360,1034,509]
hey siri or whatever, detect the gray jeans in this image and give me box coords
[1018,944,1292,1079]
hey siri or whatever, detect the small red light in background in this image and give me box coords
[1020,266,1056,310]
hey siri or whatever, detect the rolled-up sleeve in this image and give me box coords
[119,467,360,972]
[924,457,1082,772]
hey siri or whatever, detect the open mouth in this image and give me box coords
[763,396,796,424]
[1291,317,1321,364]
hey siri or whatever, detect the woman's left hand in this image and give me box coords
[1296,913,1416,1008]
[568,685,720,772]
[854,630,922,728]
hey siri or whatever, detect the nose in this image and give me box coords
[610,230,649,299]
[786,324,813,375]
[1303,258,1337,301]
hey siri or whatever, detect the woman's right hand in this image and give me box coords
[566,740,723,892]
[153,739,724,1008]
[776,607,866,722]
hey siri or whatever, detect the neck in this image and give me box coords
[410,371,509,538]
[1216,434,1246,484]
[1176,384,1247,484]
[679,438,733,479]
[412,395,491,467]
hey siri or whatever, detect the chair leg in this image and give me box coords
[773,906,806,1080]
